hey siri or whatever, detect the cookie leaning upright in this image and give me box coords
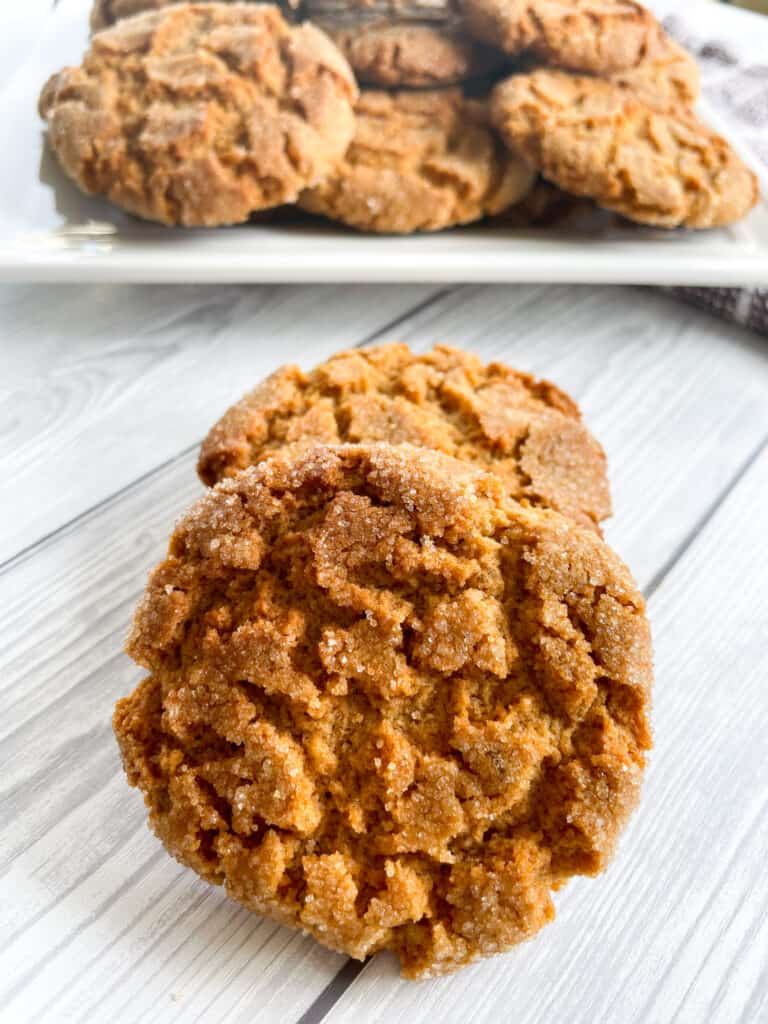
[39,4,358,226]
[299,90,535,233]
[115,442,653,978]
[198,343,611,532]
[491,68,759,229]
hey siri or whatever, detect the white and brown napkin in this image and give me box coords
[661,2,768,333]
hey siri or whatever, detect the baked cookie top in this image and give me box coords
[491,69,759,229]
[610,29,699,110]
[91,0,202,30]
[461,0,661,73]
[198,343,611,531]
[299,89,534,232]
[462,0,663,74]
[316,20,494,88]
[116,442,652,978]
[41,3,357,226]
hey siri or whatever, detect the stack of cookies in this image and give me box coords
[114,343,654,978]
[39,1,759,232]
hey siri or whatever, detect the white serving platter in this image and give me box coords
[1,0,767,284]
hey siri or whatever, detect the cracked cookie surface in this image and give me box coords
[299,89,535,232]
[320,21,496,87]
[116,442,652,978]
[41,3,357,226]
[491,69,759,229]
[461,0,661,73]
[198,343,611,532]
[609,28,699,110]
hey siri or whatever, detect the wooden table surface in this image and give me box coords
[2,282,768,1024]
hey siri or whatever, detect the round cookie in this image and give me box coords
[40,4,357,227]
[298,89,535,233]
[317,20,495,88]
[491,69,759,229]
[305,0,501,87]
[461,0,662,74]
[116,442,653,979]
[198,343,611,532]
[610,29,699,110]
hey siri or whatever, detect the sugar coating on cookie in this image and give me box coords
[198,343,611,531]
[462,0,662,73]
[299,89,535,232]
[492,69,759,229]
[115,442,653,978]
[41,3,357,226]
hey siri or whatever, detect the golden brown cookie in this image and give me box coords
[491,69,759,229]
[299,89,534,232]
[115,442,653,979]
[198,343,611,532]
[461,0,661,73]
[41,4,357,227]
[610,29,699,109]
[90,0,179,31]
[323,21,496,87]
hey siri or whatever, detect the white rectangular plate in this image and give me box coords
[1,0,767,284]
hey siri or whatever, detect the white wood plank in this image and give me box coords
[320,440,768,1024]
[0,283,442,563]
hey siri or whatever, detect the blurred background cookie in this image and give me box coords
[461,0,662,73]
[610,28,699,109]
[40,3,358,226]
[299,89,534,232]
[91,0,226,30]
[492,68,759,228]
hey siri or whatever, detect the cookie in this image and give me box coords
[115,442,653,978]
[40,4,357,227]
[198,343,611,532]
[321,20,495,87]
[90,0,181,31]
[461,0,661,74]
[491,69,759,229]
[610,29,699,110]
[299,89,535,232]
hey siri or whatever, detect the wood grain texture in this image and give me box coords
[2,279,768,1023]
[322,441,768,1024]
[0,283,442,564]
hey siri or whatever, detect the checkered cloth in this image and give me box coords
[661,4,768,333]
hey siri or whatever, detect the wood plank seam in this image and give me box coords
[643,428,768,598]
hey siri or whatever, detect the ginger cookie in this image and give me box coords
[299,89,535,233]
[115,442,653,978]
[491,69,759,229]
[91,0,188,30]
[610,28,699,110]
[318,21,495,88]
[198,343,611,532]
[461,0,661,74]
[41,3,357,227]
[305,0,501,87]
